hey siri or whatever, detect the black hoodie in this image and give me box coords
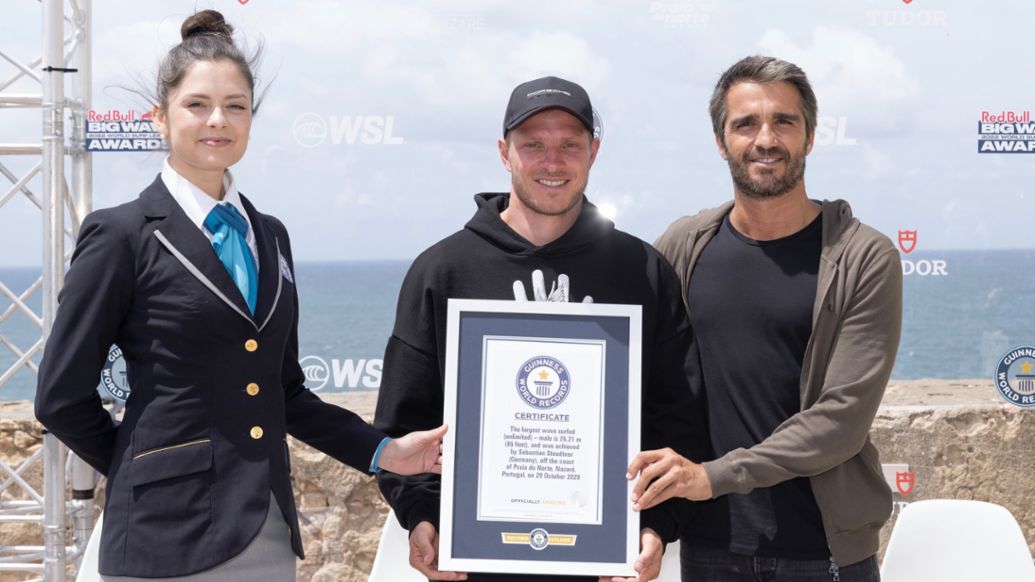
[375,193,708,572]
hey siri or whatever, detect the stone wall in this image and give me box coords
[1,382,1032,581]
[870,381,1035,560]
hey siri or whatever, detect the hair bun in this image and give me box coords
[180,9,234,43]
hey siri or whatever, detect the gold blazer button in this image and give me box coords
[245,339,259,352]
[246,383,260,396]
[250,426,264,439]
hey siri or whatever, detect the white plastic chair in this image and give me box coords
[881,499,1035,582]
[369,509,425,582]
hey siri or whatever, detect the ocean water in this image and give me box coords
[0,250,1032,402]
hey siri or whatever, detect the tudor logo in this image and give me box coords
[898,230,917,254]
[896,471,916,495]
[882,463,916,496]
[897,229,950,277]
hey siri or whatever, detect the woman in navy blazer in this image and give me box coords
[34,10,444,580]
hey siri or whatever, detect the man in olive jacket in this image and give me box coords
[628,56,902,581]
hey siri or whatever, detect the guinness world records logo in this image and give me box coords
[100,345,130,402]
[516,356,571,409]
[529,528,549,551]
[995,346,1035,408]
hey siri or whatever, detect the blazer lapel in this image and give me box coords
[241,194,283,332]
[142,176,256,327]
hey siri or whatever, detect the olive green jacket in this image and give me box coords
[654,199,902,566]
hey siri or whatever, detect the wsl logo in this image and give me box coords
[898,229,948,277]
[813,115,856,147]
[516,356,571,409]
[300,355,331,390]
[99,346,130,402]
[994,346,1035,408]
[292,113,405,148]
[298,355,382,391]
[977,110,1034,153]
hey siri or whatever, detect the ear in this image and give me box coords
[714,133,729,160]
[587,137,601,168]
[498,137,512,172]
[804,129,815,156]
[152,105,168,140]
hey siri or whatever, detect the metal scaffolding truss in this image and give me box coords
[0,1,94,580]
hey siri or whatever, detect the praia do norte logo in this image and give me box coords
[516,356,571,409]
[298,356,382,391]
[85,109,165,152]
[897,229,949,277]
[99,346,130,402]
[292,114,405,148]
[978,110,1034,153]
[994,346,1035,408]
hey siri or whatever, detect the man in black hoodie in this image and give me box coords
[375,76,706,582]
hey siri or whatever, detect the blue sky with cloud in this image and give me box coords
[2,0,1032,266]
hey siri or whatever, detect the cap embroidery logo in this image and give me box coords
[527,89,572,99]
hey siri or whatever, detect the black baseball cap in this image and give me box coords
[503,76,595,137]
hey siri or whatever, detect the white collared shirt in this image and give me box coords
[161,158,259,269]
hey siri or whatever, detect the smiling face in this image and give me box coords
[717,81,813,200]
[153,59,252,196]
[499,108,600,218]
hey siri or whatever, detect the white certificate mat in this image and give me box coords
[477,337,605,525]
[440,299,641,577]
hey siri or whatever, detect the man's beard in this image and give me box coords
[727,144,807,200]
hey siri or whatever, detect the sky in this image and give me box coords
[1,0,1033,267]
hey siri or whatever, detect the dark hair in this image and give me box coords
[709,55,818,144]
[156,10,264,112]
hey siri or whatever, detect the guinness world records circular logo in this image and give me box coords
[516,356,571,409]
[529,528,550,551]
[995,346,1035,408]
[100,345,130,402]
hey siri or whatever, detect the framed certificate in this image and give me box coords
[439,299,641,577]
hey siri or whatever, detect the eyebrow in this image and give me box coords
[728,114,758,127]
[728,111,801,127]
[181,93,249,100]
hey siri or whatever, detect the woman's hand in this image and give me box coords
[377,425,447,475]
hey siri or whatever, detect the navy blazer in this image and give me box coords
[35,176,386,577]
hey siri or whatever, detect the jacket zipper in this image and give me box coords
[132,438,211,460]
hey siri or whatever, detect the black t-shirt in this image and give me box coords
[682,211,829,559]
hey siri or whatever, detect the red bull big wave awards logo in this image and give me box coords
[977,110,1034,153]
[85,109,165,152]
